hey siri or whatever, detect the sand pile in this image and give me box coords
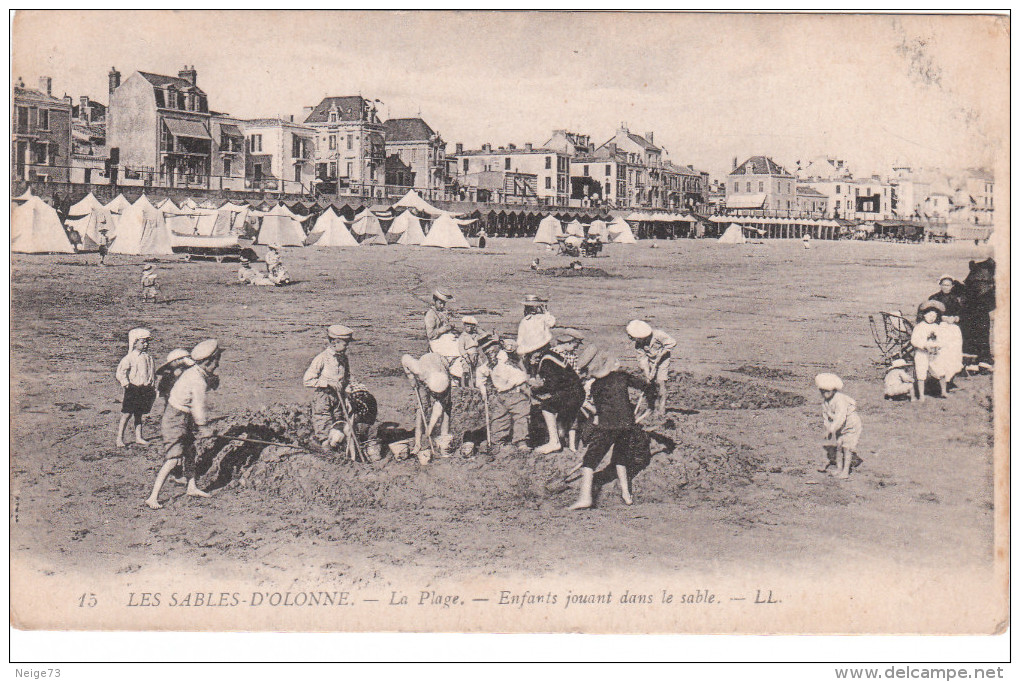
[667,372,806,410]
[537,266,612,278]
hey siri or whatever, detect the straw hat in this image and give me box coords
[156,348,194,374]
[814,373,843,391]
[626,320,653,339]
[889,358,909,369]
[517,326,552,355]
[521,293,548,307]
[461,315,478,326]
[191,339,222,362]
[575,345,600,372]
[433,288,453,302]
[919,299,946,314]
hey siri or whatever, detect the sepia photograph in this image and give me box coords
[8,10,1009,639]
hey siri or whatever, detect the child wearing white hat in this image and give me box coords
[883,358,915,401]
[145,339,223,509]
[303,325,354,449]
[115,327,156,447]
[815,373,862,480]
[626,319,676,419]
[140,264,160,302]
[402,352,453,462]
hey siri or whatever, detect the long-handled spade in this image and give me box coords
[336,394,365,463]
[410,384,437,463]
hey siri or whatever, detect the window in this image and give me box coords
[605,181,611,196]
[347,134,353,150]
[37,109,49,131]
[253,163,263,181]
[292,134,302,158]
[329,162,336,177]
[223,158,232,176]
[295,166,301,183]
[505,157,511,170]
[855,187,860,197]
[250,134,262,152]
[329,135,337,150]
[835,200,840,210]
[758,181,764,192]
[545,156,552,170]
[606,164,612,176]
[16,106,29,132]
[836,184,841,194]
[346,162,353,177]
[545,177,552,190]
[733,181,738,192]
[746,182,751,193]
[463,158,470,173]
[329,111,337,123]
[583,165,589,177]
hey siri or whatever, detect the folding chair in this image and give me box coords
[868,311,915,364]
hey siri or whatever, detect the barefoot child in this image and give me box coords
[815,373,862,480]
[569,347,648,510]
[883,358,914,401]
[475,335,531,453]
[626,320,676,419]
[141,264,160,302]
[115,328,156,447]
[145,339,223,509]
[302,325,353,450]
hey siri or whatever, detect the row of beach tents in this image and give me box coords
[13,188,647,255]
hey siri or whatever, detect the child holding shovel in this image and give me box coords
[402,352,453,464]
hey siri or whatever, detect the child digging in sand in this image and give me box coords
[115,328,156,447]
[815,373,862,480]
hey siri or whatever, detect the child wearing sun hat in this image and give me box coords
[815,373,862,480]
[883,358,915,401]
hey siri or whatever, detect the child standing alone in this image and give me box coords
[141,264,160,302]
[815,373,863,480]
[116,328,157,447]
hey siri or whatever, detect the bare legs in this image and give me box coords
[535,410,562,455]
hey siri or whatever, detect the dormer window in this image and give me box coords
[329,111,337,123]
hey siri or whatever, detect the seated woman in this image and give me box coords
[910,300,960,400]
[927,275,965,322]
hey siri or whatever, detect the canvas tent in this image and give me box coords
[308,208,358,247]
[106,194,132,214]
[256,205,306,246]
[534,215,563,244]
[607,216,636,244]
[393,189,445,217]
[350,210,387,245]
[565,219,586,237]
[421,213,470,249]
[588,219,609,240]
[65,193,115,250]
[12,195,75,253]
[109,198,174,255]
[718,223,747,244]
[389,210,426,245]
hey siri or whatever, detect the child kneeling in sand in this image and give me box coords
[883,358,914,401]
[815,373,863,480]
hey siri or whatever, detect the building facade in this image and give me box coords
[543,130,595,157]
[70,94,108,185]
[304,96,386,196]
[13,76,73,183]
[596,126,663,207]
[382,117,446,197]
[725,156,797,216]
[107,65,248,189]
[795,185,828,217]
[243,118,316,194]
[453,143,570,204]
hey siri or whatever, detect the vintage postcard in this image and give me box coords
[9,10,1008,635]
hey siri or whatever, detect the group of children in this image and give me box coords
[115,329,224,509]
[238,245,291,286]
[882,275,968,403]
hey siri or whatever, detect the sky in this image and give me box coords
[12,11,1009,180]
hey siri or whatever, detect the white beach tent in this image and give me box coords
[109,197,174,255]
[718,223,747,244]
[534,215,563,245]
[219,201,250,232]
[255,205,307,247]
[65,194,115,251]
[607,216,637,244]
[421,212,471,249]
[12,195,75,253]
[389,209,426,245]
[105,193,132,214]
[588,219,608,240]
[350,209,388,245]
[308,208,358,247]
[565,219,586,237]
[393,189,445,217]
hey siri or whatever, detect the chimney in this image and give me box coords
[289,114,294,122]
[39,76,52,96]
[178,65,197,87]
[645,131,654,144]
[482,143,492,153]
[508,143,516,150]
[732,157,738,171]
[524,143,533,152]
[63,94,73,108]
[455,143,463,154]
[108,67,121,95]
[302,106,313,121]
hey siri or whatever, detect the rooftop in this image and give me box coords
[305,96,380,124]
[730,156,793,177]
[244,117,315,130]
[14,85,70,107]
[138,71,206,95]
[384,118,437,142]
